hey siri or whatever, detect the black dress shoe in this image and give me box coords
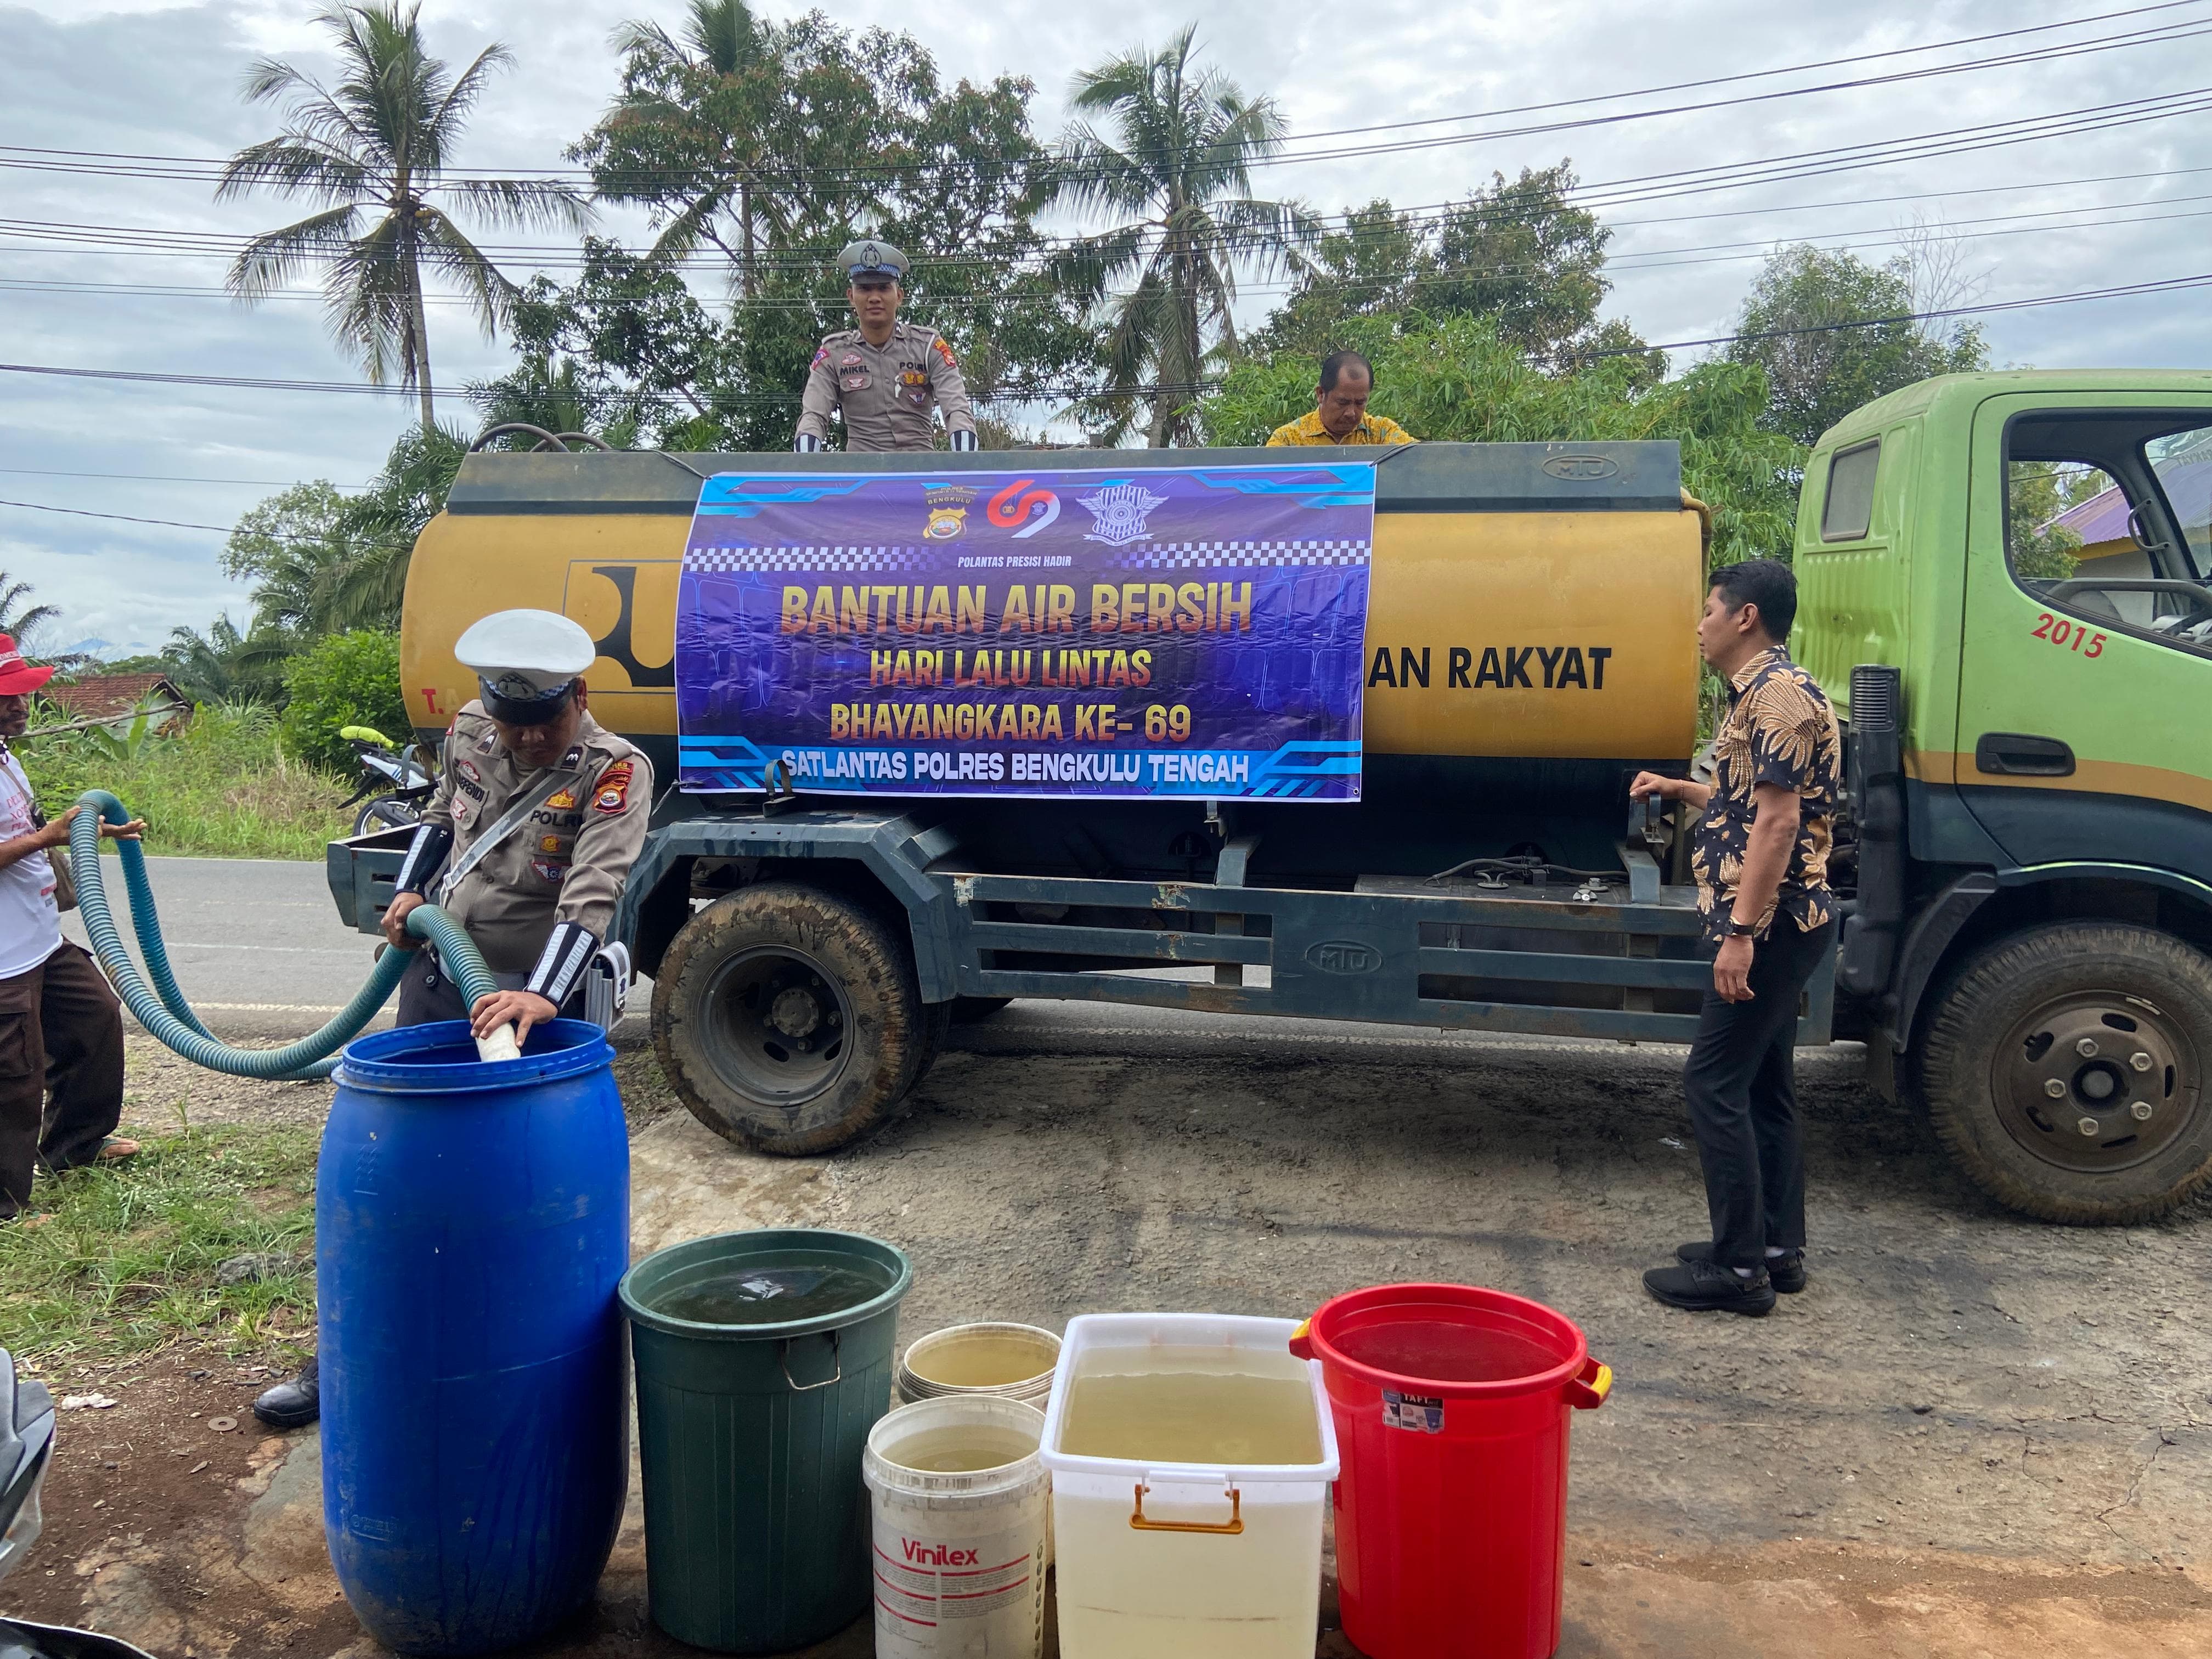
[253,1356,320,1429]
[1643,1257,1776,1316]
[1677,1241,1807,1293]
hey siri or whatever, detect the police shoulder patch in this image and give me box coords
[933,336,958,368]
[592,759,635,815]
[811,345,830,368]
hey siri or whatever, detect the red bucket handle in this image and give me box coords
[1564,1356,1612,1410]
[1289,1319,1314,1362]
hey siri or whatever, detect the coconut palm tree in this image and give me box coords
[0,571,59,645]
[1056,27,1314,446]
[218,2,588,430]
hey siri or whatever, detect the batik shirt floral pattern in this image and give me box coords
[1692,646,1841,945]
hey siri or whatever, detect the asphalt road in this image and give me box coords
[64,855,389,1024]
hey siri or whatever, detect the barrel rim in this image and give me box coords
[334,1017,612,1093]
[898,1321,1062,1398]
[618,1227,914,1342]
[1301,1281,1589,1398]
[863,1395,1049,1499]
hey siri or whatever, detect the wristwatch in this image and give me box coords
[1727,919,1759,938]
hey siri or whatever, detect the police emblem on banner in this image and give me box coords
[923,484,977,541]
[1079,482,1169,547]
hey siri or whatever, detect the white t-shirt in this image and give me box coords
[0,747,63,980]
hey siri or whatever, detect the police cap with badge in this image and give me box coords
[839,239,910,283]
[454,610,595,725]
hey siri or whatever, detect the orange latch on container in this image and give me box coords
[1130,1483,1245,1535]
[1565,1356,1612,1410]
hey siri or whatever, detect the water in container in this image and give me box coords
[1040,1314,1338,1659]
[647,1262,890,1327]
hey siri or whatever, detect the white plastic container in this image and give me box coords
[862,1396,1048,1659]
[1039,1313,1340,1659]
[898,1322,1061,1406]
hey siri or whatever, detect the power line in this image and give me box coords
[1,4,2205,192]
[0,466,364,488]
[0,496,242,534]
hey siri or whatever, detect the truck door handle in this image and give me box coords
[1974,732,2075,777]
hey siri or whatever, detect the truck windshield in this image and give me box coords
[2146,425,2212,577]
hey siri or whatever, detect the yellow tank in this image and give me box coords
[401,444,1703,766]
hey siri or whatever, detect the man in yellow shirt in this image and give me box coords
[1266,351,1418,447]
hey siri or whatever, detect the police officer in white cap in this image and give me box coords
[795,239,979,454]
[256,608,653,1432]
[382,608,651,1040]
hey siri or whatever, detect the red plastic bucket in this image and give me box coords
[1290,1284,1610,1659]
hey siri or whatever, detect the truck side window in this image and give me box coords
[1820,441,1879,541]
[2004,411,2212,654]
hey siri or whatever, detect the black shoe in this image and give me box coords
[253,1356,319,1429]
[1643,1257,1776,1316]
[1677,1241,1807,1293]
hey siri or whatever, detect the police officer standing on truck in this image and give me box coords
[251,607,651,1432]
[795,240,979,453]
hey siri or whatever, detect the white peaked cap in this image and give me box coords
[453,609,596,685]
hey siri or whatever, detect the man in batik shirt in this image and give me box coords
[1630,558,1841,1316]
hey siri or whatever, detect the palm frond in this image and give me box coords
[438,176,592,232]
[414,207,520,336]
[226,205,363,300]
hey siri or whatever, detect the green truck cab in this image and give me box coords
[1799,370,2212,1223]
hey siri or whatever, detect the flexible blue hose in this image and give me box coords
[70,790,500,1080]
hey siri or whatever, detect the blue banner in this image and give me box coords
[676,463,1374,800]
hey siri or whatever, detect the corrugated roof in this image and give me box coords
[46,672,186,721]
[2049,456,2212,545]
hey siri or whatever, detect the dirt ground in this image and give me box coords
[6,1013,2209,1657]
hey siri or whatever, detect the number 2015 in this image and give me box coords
[2033,612,2107,657]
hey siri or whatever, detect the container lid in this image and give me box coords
[1293,1282,1589,1399]
[335,1017,612,1094]
[1037,1313,1340,1485]
[864,1396,1048,1500]
[619,1228,913,1342]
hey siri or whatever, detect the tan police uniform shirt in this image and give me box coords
[796,321,977,452]
[417,704,651,974]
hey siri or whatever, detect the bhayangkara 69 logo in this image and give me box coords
[986,478,1060,539]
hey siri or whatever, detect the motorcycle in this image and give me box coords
[338,724,436,838]
[0,1349,160,1657]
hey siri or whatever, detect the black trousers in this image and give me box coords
[0,942,126,1217]
[1682,918,1835,1268]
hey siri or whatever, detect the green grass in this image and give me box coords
[0,1125,319,1367]
[21,701,354,860]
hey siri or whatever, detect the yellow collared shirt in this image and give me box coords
[1265,409,1419,447]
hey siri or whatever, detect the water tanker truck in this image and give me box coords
[329,370,2212,1225]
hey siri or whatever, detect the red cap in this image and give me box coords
[0,635,55,696]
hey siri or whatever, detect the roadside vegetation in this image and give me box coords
[0,1124,318,1367]
[18,700,353,861]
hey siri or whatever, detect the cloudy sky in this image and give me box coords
[4,0,2211,653]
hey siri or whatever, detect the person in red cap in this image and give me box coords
[0,634,145,1223]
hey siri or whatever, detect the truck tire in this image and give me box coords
[651,882,927,1156]
[949,996,1014,1024]
[1912,922,2212,1224]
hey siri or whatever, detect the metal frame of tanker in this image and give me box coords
[601,803,1833,1046]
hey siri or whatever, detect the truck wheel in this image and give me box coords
[651,882,927,1156]
[1914,922,2212,1223]
[949,996,1014,1024]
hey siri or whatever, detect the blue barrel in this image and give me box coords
[319,1018,629,1655]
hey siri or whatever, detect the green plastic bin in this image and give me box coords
[619,1228,914,1653]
